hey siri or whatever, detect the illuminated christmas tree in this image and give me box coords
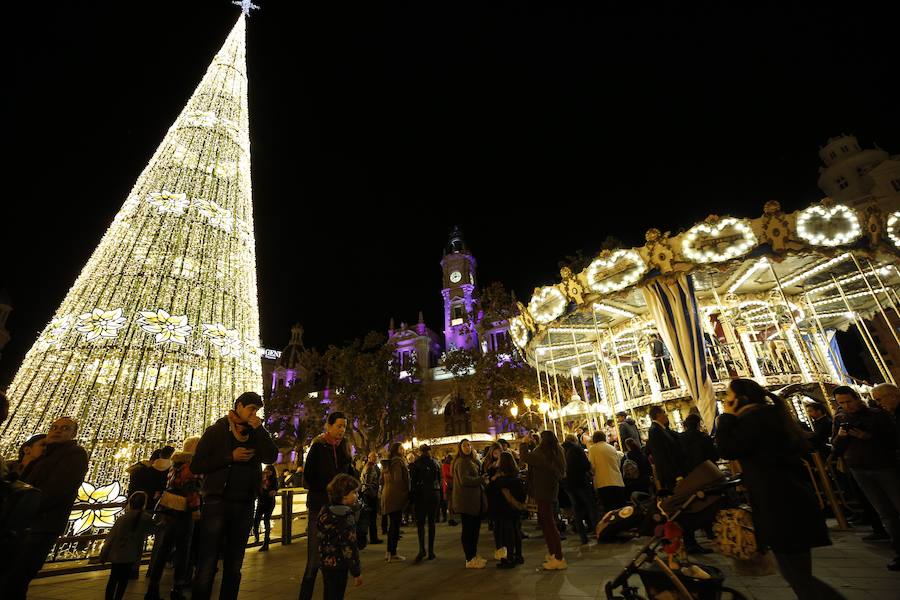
[0,14,262,486]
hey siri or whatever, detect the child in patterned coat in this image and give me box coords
[317,474,363,600]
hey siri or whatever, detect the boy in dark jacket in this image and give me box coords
[299,412,354,600]
[318,474,363,600]
[190,392,278,600]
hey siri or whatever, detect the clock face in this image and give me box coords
[450,271,462,283]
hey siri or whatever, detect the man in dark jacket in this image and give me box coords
[872,383,900,460]
[7,416,88,599]
[616,411,642,448]
[561,435,597,545]
[680,413,718,472]
[645,406,686,490]
[832,386,900,571]
[408,444,441,561]
[298,412,353,600]
[191,392,278,600]
[804,402,834,459]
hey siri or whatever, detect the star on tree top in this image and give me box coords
[232,0,260,16]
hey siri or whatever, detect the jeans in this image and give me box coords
[460,513,482,560]
[148,512,195,592]
[537,501,563,560]
[254,497,275,545]
[387,510,402,555]
[298,500,324,600]
[365,495,380,541]
[106,563,133,600]
[773,551,845,600]
[6,531,58,600]
[565,483,598,543]
[415,492,439,554]
[191,499,253,600]
[851,467,900,554]
[322,568,349,600]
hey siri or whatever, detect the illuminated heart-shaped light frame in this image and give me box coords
[528,286,567,325]
[796,204,861,247]
[585,249,648,293]
[886,211,900,249]
[509,316,530,349]
[682,218,757,263]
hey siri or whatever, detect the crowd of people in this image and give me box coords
[0,377,898,600]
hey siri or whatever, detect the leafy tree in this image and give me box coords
[265,348,328,460]
[322,331,419,452]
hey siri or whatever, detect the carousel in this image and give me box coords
[508,199,900,437]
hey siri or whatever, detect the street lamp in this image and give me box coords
[510,405,519,418]
[523,397,532,409]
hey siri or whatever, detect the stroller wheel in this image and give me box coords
[721,587,750,600]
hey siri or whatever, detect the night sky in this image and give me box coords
[3,1,898,386]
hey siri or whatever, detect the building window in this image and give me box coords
[829,151,837,159]
[836,176,849,190]
[452,305,464,320]
[841,145,849,153]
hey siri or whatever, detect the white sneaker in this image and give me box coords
[389,554,406,562]
[494,547,507,560]
[466,557,486,569]
[542,556,568,570]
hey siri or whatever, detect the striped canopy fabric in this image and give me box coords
[641,274,717,428]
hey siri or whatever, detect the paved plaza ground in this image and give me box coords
[29,518,900,600]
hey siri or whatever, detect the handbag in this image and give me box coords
[156,490,188,512]
[713,507,757,559]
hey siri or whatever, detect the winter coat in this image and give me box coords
[21,440,89,535]
[521,444,566,502]
[317,504,361,577]
[588,441,624,490]
[441,461,452,497]
[99,510,155,564]
[159,452,201,514]
[831,406,898,469]
[451,455,486,516]
[486,474,525,520]
[807,415,833,458]
[646,422,687,490]
[680,428,719,472]
[302,433,354,513]
[190,416,278,503]
[617,419,643,448]
[409,455,442,506]
[562,441,593,491]
[716,404,831,553]
[380,457,410,514]
[127,458,171,501]
[360,462,381,502]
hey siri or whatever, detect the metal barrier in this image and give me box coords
[39,488,308,575]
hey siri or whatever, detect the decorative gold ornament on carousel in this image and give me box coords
[758,200,795,252]
[642,228,676,273]
[795,204,861,247]
[863,205,883,245]
[508,316,530,350]
[585,249,649,294]
[528,285,568,325]
[559,266,585,304]
[682,216,757,263]
[515,301,536,332]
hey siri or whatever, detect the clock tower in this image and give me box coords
[441,226,479,351]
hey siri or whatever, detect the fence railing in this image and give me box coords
[39,488,308,575]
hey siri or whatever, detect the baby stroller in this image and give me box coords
[604,463,748,600]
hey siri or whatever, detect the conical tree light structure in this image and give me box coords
[0,15,262,487]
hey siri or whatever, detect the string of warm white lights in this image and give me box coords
[795,204,862,247]
[727,257,768,294]
[780,253,851,288]
[805,265,892,296]
[0,16,261,487]
[593,302,638,318]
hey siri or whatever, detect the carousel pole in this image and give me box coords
[591,309,618,422]
[804,291,849,385]
[850,254,900,351]
[866,259,900,320]
[710,286,752,377]
[766,262,830,401]
[544,329,561,435]
[536,354,549,431]
[570,328,596,431]
[831,275,895,384]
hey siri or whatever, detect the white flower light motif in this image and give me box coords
[585,250,648,294]
[68,481,127,535]
[796,204,861,247]
[75,308,126,342]
[36,315,72,350]
[148,191,189,215]
[202,323,242,356]
[138,309,193,345]
[528,286,568,325]
[193,199,234,232]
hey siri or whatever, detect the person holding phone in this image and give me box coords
[190,391,278,600]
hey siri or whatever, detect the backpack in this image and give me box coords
[622,459,640,481]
